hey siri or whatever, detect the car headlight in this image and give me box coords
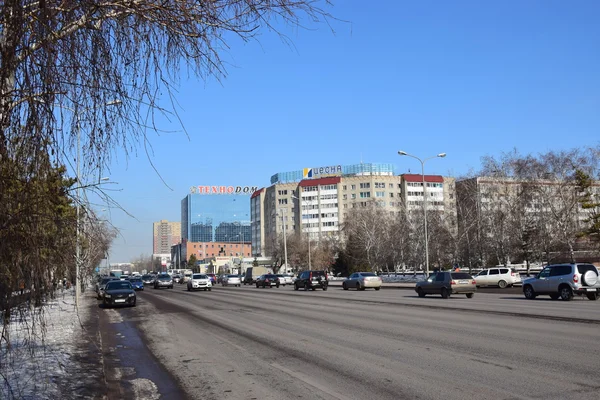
[128,293,135,297]
[104,294,111,298]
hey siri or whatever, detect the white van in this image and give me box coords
[182,269,193,283]
[474,267,522,288]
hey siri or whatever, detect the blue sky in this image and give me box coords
[101,0,600,263]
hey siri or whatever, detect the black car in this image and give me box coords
[255,274,280,288]
[102,280,136,307]
[294,270,328,291]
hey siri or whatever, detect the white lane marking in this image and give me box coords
[270,362,349,400]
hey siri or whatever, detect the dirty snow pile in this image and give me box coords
[0,289,93,399]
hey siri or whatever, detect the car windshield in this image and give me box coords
[451,273,473,279]
[130,278,142,282]
[106,281,132,290]
[101,278,113,284]
[360,272,377,277]
[142,275,152,279]
[193,274,207,279]
[158,275,171,281]
[227,275,238,278]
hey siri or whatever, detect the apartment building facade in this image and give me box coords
[153,220,181,254]
[251,163,456,257]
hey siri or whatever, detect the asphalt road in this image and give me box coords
[125,284,600,400]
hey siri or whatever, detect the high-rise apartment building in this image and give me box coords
[251,163,456,257]
[153,220,181,254]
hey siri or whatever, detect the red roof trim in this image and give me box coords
[402,174,444,183]
[299,177,341,187]
[250,188,264,198]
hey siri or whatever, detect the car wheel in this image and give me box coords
[498,280,507,289]
[263,283,267,288]
[131,302,136,307]
[294,284,299,291]
[311,286,316,291]
[342,283,348,290]
[356,283,360,291]
[276,283,280,288]
[549,293,559,300]
[441,288,449,299]
[523,285,536,299]
[417,288,425,298]
[204,288,207,291]
[208,288,211,291]
[187,286,190,291]
[304,283,309,291]
[323,285,328,291]
[466,293,474,299]
[586,292,599,301]
[374,287,380,291]
[559,286,573,301]
[256,284,259,288]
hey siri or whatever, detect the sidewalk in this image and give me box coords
[0,288,107,399]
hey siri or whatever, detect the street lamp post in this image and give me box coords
[73,101,121,311]
[279,208,289,273]
[291,194,310,269]
[397,150,446,278]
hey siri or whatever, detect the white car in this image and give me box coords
[222,274,241,287]
[187,273,212,291]
[342,272,382,291]
[276,274,294,286]
[474,267,521,288]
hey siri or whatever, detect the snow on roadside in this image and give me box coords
[0,289,92,400]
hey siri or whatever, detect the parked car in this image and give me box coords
[128,277,144,291]
[141,274,155,285]
[154,274,174,289]
[343,272,382,291]
[187,273,212,291]
[102,280,136,307]
[275,274,294,286]
[415,272,477,299]
[172,274,183,284]
[256,274,280,288]
[522,263,600,301]
[474,267,521,288]
[97,277,116,299]
[222,274,241,287]
[294,270,328,291]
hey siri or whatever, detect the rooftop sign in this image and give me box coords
[303,165,342,179]
[190,186,259,195]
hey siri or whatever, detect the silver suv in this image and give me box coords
[522,263,600,301]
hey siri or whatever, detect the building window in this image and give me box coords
[360,182,370,189]
[376,191,385,198]
[351,184,356,190]
[343,194,347,200]
[351,194,356,199]
[278,189,288,195]
[375,182,385,189]
[343,185,347,190]
[390,193,394,198]
[360,192,371,198]
[278,198,288,205]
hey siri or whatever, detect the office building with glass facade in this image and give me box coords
[181,193,252,243]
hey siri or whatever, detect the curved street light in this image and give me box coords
[397,150,446,278]
[291,194,310,270]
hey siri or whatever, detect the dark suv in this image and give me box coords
[294,270,328,291]
[522,263,600,301]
